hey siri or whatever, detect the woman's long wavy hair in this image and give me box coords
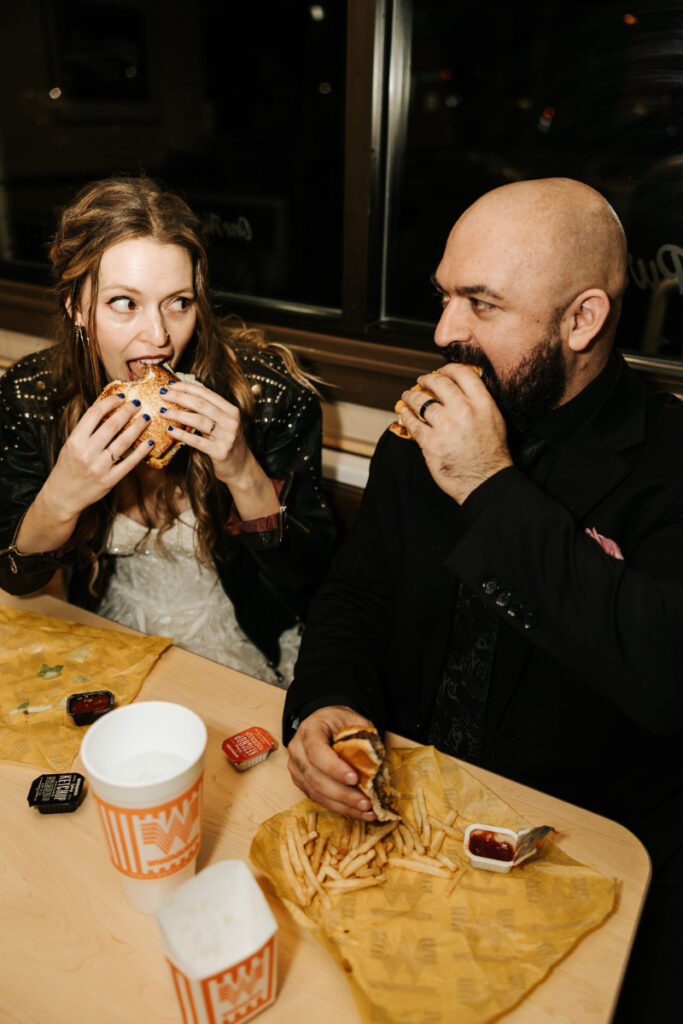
[48,175,314,594]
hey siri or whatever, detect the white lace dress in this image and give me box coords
[95,511,301,687]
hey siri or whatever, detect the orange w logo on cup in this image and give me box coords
[93,774,203,878]
[80,701,208,913]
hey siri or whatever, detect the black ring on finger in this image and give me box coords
[109,450,120,465]
[419,398,439,424]
[209,420,216,434]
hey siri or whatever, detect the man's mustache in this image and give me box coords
[440,343,496,382]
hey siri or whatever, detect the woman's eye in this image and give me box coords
[169,295,195,312]
[108,296,136,312]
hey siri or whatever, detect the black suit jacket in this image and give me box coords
[284,355,683,876]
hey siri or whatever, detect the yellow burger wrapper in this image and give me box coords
[0,606,172,771]
[250,745,616,1024]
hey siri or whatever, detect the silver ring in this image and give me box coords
[209,420,216,434]
[419,398,439,424]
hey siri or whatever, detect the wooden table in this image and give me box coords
[0,592,651,1024]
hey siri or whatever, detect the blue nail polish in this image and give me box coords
[116,392,125,398]
[167,379,176,385]
[148,439,154,446]
[132,399,141,407]
[143,413,150,421]
[159,387,168,394]
[167,425,174,431]
[159,407,167,414]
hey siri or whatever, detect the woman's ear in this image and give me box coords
[64,293,86,326]
[566,289,611,352]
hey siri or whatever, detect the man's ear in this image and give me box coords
[565,289,611,352]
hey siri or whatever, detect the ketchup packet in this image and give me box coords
[222,727,276,771]
[27,772,86,814]
[66,689,115,726]
[465,822,555,872]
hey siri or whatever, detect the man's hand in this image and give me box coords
[398,364,512,503]
[286,706,379,820]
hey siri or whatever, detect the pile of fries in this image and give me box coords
[279,787,462,909]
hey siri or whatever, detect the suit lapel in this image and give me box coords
[484,357,650,749]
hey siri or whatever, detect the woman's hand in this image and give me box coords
[286,706,379,821]
[160,380,251,480]
[16,395,152,555]
[160,380,281,519]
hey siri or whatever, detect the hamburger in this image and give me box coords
[96,362,185,469]
[388,364,483,440]
[332,725,400,821]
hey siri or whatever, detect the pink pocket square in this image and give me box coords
[585,527,624,561]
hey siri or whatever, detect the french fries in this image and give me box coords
[279,786,464,907]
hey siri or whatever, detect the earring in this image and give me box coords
[74,321,101,394]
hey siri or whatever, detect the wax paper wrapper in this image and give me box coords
[0,606,172,771]
[250,746,616,1024]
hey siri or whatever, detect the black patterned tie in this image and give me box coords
[424,431,551,760]
[424,581,498,761]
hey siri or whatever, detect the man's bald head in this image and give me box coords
[453,178,627,337]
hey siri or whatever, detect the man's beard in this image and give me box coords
[441,327,567,439]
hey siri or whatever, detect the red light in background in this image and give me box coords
[624,13,638,25]
[543,106,556,119]
[440,68,453,81]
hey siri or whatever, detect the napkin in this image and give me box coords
[0,606,172,771]
[250,745,616,1024]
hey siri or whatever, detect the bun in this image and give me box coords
[332,725,400,821]
[389,364,482,441]
[96,363,184,469]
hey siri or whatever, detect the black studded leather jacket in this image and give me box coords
[0,347,336,664]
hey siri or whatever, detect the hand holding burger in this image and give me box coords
[389,365,482,441]
[392,362,512,504]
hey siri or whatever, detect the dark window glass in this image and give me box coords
[384,1,683,360]
[0,0,345,309]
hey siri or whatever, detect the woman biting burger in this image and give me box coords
[0,176,335,684]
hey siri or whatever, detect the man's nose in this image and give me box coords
[434,297,472,348]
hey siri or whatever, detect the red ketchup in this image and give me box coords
[66,690,115,726]
[468,828,515,862]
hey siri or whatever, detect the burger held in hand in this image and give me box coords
[332,725,401,821]
[389,364,483,440]
[95,362,186,469]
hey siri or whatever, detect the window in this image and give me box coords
[383,0,683,363]
[0,0,345,312]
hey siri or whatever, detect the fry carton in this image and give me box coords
[156,860,278,1024]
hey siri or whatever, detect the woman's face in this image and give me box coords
[77,237,197,382]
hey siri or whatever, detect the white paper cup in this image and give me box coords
[80,701,207,914]
[156,861,278,1024]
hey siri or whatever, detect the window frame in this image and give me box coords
[1,0,682,407]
